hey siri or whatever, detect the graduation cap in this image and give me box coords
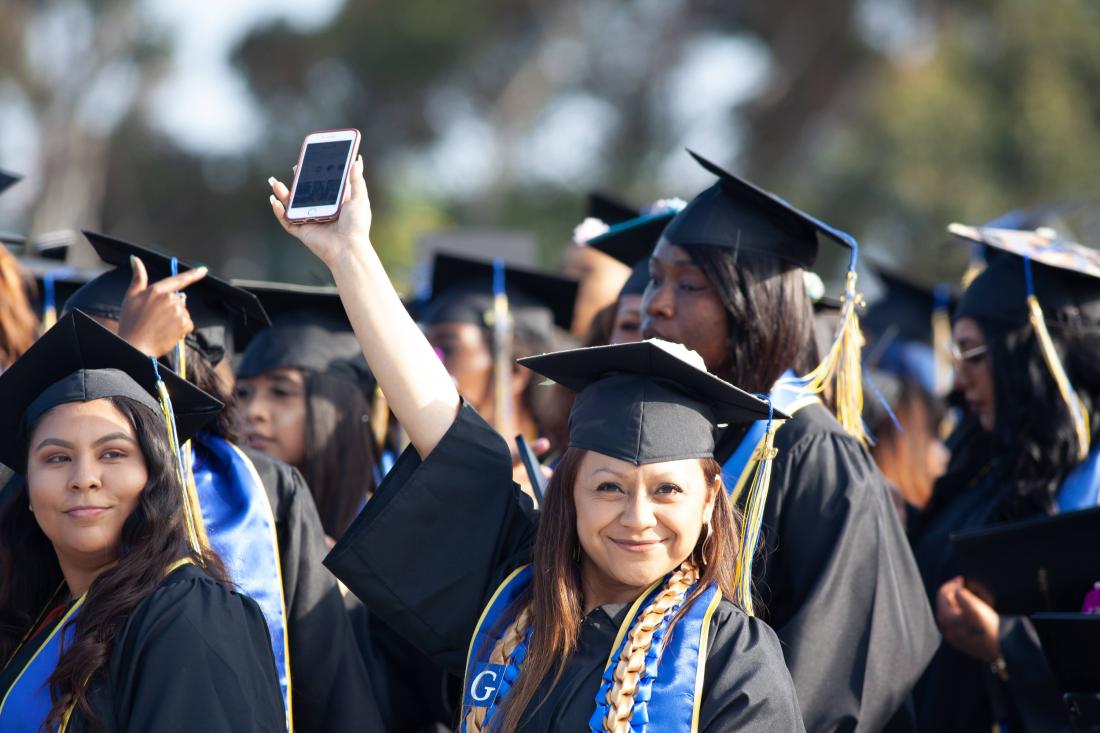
[519,339,785,465]
[950,224,1100,459]
[587,202,685,298]
[665,150,870,443]
[951,506,1100,615]
[420,252,578,339]
[0,169,20,197]
[586,192,637,226]
[0,311,222,472]
[233,280,374,395]
[63,231,270,366]
[1032,613,1100,694]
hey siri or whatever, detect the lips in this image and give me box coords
[65,506,110,520]
[247,434,274,450]
[640,323,668,341]
[609,538,664,553]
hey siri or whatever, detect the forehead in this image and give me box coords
[650,239,698,267]
[32,398,134,436]
[577,450,706,482]
[953,316,985,342]
[243,367,305,385]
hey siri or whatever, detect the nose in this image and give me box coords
[642,279,674,321]
[69,454,102,493]
[619,492,658,531]
[242,393,266,425]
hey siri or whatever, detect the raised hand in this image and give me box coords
[936,576,1001,664]
[118,256,207,358]
[268,156,372,269]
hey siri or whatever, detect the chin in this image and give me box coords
[606,557,679,589]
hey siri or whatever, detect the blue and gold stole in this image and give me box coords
[460,566,722,732]
[0,559,194,733]
[190,434,292,723]
[1057,445,1100,512]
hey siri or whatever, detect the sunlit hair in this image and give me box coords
[491,447,738,733]
[0,248,39,369]
[0,397,228,729]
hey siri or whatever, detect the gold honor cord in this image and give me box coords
[800,270,869,445]
[150,359,206,557]
[1028,294,1091,461]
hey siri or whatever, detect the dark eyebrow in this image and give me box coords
[650,254,699,269]
[93,432,136,447]
[33,437,74,452]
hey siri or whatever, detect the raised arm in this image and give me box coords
[268,157,459,458]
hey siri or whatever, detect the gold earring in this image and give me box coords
[699,522,712,568]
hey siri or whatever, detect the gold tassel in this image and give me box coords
[733,422,780,617]
[1027,295,1090,461]
[801,270,869,445]
[932,303,954,397]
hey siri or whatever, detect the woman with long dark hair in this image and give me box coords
[0,312,285,732]
[637,152,939,731]
[266,159,804,731]
[911,225,1100,731]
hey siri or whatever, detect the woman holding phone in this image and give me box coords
[266,159,803,731]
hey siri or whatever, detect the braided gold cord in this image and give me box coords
[602,561,700,733]
[464,606,532,733]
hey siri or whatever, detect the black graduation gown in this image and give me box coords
[716,402,941,732]
[0,563,285,732]
[325,403,805,732]
[243,447,384,733]
[910,425,1069,732]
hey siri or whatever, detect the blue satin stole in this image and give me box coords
[0,600,83,733]
[460,566,721,732]
[191,434,291,719]
[721,370,819,497]
[1057,445,1100,512]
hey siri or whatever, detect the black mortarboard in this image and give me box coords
[950,225,1100,328]
[519,339,786,465]
[420,252,578,339]
[0,311,222,471]
[63,231,270,365]
[0,170,20,196]
[952,506,1100,614]
[1031,613,1100,693]
[864,264,955,346]
[586,192,637,225]
[234,280,373,395]
[662,151,857,270]
[587,204,686,299]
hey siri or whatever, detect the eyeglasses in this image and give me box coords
[950,342,989,366]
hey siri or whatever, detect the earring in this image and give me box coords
[699,522,712,568]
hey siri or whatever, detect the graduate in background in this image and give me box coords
[233,282,379,541]
[639,151,939,732]
[61,233,383,733]
[266,159,805,730]
[0,171,39,371]
[0,312,285,732]
[911,224,1100,732]
[561,192,636,339]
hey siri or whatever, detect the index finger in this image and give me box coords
[152,266,209,293]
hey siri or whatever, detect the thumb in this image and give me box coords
[955,584,987,618]
[349,156,367,201]
[127,256,148,297]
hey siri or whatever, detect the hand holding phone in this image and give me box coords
[285,129,361,223]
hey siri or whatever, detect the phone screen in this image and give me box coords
[291,140,353,208]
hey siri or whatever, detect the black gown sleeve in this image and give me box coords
[325,402,536,675]
[102,565,286,732]
[758,405,940,732]
[244,447,385,733]
[698,600,806,732]
[997,615,1071,730]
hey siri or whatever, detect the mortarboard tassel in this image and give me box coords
[932,284,954,397]
[150,356,207,557]
[961,242,986,289]
[733,397,780,617]
[801,251,869,445]
[41,274,57,330]
[1023,255,1091,461]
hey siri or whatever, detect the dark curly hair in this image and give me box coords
[973,317,1100,521]
[0,396,228,730]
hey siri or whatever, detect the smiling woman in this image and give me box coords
[268,159,804,731]
[0,313,286,733]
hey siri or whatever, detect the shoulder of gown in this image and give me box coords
[237,444,385,733]
[760,401,940,732]
[325,401,537,675]
[699,598,806,732]
[102,563,287,733]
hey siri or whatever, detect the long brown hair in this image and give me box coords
[0,397,228,730]
[0,248,39,369]
[494,448,739,732]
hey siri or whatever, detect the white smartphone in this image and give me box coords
[285,128,361,223]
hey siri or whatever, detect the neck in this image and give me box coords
[55,548,118,599]
[579,557,652,615]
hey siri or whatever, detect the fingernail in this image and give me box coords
[269,194,277,204]
[129,255,136,268]
[267,177,276,187]
[197,266,208,274]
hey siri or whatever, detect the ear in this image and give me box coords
[702,472,722,524]
[511,363,533,397]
